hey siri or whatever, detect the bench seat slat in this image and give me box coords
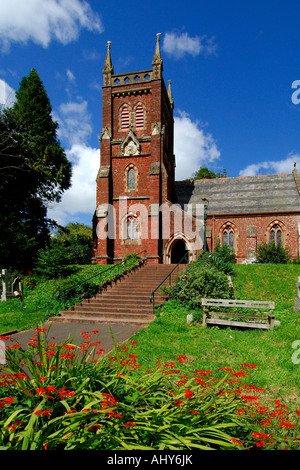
[207,311,274,320]
[205,318,271,330]
[202,298,275,309]
[202,297,277,330]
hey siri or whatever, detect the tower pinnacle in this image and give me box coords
[103,41,114,85]
[152,33,163,78]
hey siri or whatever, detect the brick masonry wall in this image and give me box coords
[205,213,300,262]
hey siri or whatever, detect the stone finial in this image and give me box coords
[152,33,163,78]
[103,40,114,85]
[168,80,174,109]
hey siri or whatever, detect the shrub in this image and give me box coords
[34,240,70,279]
[1,327,299,450]
[167,263,231,309]
[214,241,236,264]
[198,242,236,276]
[256,242,290,264]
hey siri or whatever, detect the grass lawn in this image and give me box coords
[1,262,300,407]
[0,259,140,333]
[126,264,300,406]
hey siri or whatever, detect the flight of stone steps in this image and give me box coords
[51,263,186,326]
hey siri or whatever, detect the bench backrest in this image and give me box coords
[202,298,275,309]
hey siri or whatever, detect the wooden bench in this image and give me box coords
[201,298,277,330]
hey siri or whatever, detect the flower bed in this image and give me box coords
[0,327,299,450]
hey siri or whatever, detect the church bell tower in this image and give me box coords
[93,35,176,264]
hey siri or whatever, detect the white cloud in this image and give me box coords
[55,100,93,147]
[174,111,221,180]
[48,96,99,225]
[66,69,76,83]
[239,154,300,176]
[0,0,104,52]
[0,79,16,107]
[163,32,217,59]
[47,144,99,226]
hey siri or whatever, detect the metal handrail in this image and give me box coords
[56,250,147,301]
[150,252,189,316]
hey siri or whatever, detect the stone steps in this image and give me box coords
[51,263,185,326]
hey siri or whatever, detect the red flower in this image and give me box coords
[36,386,56,396]
[252,431,269,439]
[184,389,194,399]
[0,397,15,408]
[88,424,102,432]
[230,438,243,446]
[178,355,187,363]
[35,409,52,417]
[122,421,136,428]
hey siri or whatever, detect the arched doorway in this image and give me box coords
[171,239,188,264]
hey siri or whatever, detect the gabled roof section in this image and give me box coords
[175,172,300,215]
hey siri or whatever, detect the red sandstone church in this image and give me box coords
[92,36,300,264]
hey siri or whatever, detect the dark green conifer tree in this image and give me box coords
[0,69,72,270]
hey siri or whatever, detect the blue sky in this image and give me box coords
[1,0,300,227]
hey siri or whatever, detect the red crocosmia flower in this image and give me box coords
[232,370,245,377]
[275,400,288,410]
[92,330,100,334]
[260,419,272,427]
[241,394,260,402]
[36,386,56,396]
[58,388,76,399]
[0,397,15,408]
[88,424,102,432]
[7,344,21,349]
[279,421,295,429]
[230,438,243,446]
[241,363,261,369]
[123,421,136,428]
[194,370,212,377]
[175,399,184,407]
[184,389,194,399]
[252,431,269,439]
[176,380,187,386]
[178,356,187,363]
[8,420,23,432]
[60,353,75,359]
[255,440,266,448]
[35,409,52,416]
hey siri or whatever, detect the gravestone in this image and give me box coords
[293,276,300,313]
[0,269,13,301]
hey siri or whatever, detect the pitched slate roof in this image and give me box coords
[175,172,300,215]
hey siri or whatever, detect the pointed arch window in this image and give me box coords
[221,223,237,252]
[135,104,144,129]
[126,216,139,240]
[269,224,282,246]
[121,106,130,131]
[223,227,234,251]
[127,167,136,190]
